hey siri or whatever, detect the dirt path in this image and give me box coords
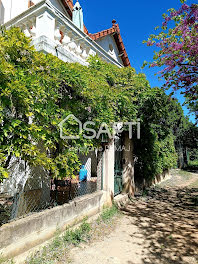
[71,215,150,264]
[70,170,198,264]
[159,169,198,188]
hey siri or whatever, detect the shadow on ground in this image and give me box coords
[121,187,198,264]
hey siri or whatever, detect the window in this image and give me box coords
[109,44,113,52]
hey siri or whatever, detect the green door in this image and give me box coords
[114,137,123,196]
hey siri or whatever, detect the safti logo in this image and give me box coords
[58,115,141,140]
[58,114,82,140]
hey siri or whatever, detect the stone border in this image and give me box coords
[0,191,109,259]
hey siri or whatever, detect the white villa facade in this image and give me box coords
[0,0,132,196]
[0,0,130,67]
[0,1,134,258]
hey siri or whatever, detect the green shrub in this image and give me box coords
[188,160,198,167]
[63,220,91,245]
[98,204,119,223]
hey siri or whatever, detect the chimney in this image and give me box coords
[72,1,83,31]
[112,19,116,28]
[28,1,35,8]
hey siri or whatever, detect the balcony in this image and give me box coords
[4,0,123,67]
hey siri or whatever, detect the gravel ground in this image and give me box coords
[158,169,198,188]
[70,169,198,264]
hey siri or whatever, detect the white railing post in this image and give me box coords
[62,25,71,48]
[36,10,55,40]
[4,0,123,67]
[54,20,62,43]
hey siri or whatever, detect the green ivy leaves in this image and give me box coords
[0,27,184,182]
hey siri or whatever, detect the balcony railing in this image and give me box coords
[4,0,123,67]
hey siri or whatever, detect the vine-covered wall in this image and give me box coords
[0,28,185,184]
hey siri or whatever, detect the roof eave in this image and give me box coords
[60,0,73,18]
[89,24,131,67]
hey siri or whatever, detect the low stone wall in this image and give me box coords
[114,193,130,208]
[152,170,171,186]
[0,190,110,259]
[134,170,171,192]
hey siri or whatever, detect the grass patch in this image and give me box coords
[25,205,120,264]
[63,219,91,245]
[179,171,192,179]
[185,160,198,172]
[97,204,119,223]
[188,160,198,167]
[0,255,6,264]
[26,219,91,264]
[175,169,191,178]
[170,169,192,180]
[0,255,14,264]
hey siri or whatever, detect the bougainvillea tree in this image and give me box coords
[145,2,198,119]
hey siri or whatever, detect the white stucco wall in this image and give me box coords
[95,35,123,65]
[0,0,4,24]
[1,0,70,24]
[1,0,11,23]
[1,0,27,23]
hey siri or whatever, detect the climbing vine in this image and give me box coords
[0,28,184,182]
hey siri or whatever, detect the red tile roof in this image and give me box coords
[61,0,73,18]
[60,2,130,67]
[89,21,131,67]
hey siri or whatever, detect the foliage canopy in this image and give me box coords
[0,27,188,182]
[144,2,198,119]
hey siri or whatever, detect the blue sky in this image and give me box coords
[79,0,196,123]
